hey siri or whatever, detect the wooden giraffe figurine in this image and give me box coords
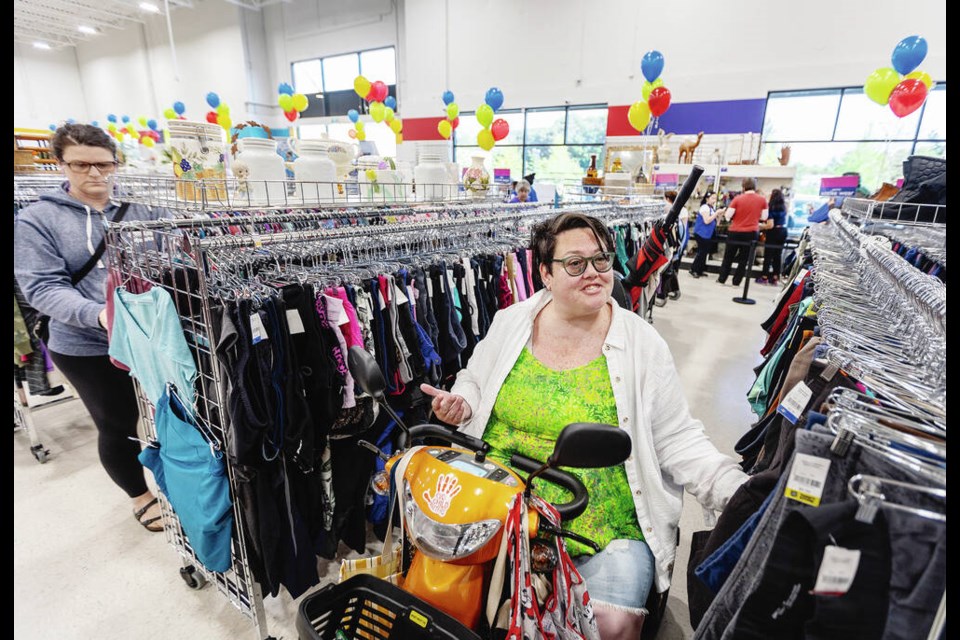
[678,131,704,164]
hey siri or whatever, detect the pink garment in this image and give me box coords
[326,286,364,349]
[513,268,527,301]
[321,294,356,409]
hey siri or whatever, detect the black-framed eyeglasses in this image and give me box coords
[62,161,119,173]
[551,252,615,277]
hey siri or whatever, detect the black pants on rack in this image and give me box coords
[760,227,788,280]
[48,351,148,498]
[718,230,759,286]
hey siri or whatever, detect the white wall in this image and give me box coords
[14,43,88,129]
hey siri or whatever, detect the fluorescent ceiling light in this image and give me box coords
[78,25,98,35]
[139,2,161,12]
[33,41,51,50]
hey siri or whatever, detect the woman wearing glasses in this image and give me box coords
[419,212,746,638]
[15,123,168,533]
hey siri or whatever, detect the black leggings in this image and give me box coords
[49,352,148,498]
[761,227,788,279]
[691,234,715,275]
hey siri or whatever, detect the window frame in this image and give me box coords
[290,45,398,118]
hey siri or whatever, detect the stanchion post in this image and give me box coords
[733,238,758,305]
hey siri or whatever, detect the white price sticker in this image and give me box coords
[285,309,305,335]
[784,453,831,507]
[249,312,268,344]
[794,267,809,286]
[812,546,861,596]
[778,381,813,424]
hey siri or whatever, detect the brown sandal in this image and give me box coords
[134,497,164,532]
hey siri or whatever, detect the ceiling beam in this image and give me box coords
[17,4,129,30]
[15,17,90,40]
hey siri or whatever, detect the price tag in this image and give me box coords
[778,381,813,424]
[820,362,839,381]
[812,546,861,596]
[285,309,305,335]
[252,234,263,249]
[794,267,809,286]
[249,312,268,344]
[784,453,831,506]
[426,276,434,298]
[393,284,409,306]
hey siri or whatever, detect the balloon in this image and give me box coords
[107,123,117,132]
[395,133,403,144]
[347,109,360,123]
[356,131,366,141]
[384,96,397,110]
[888,79,928,118]
[149,130,160,141]
[355,120,365,131]
[147,119,158,131]
[370,81,388,103]
[206,111,219,124]
[449,116,460,130]
[354,75,371,98]
[370,102,386,123]
[476,104,494,128]
[863,67,901,105]
[641,50,665,83]
[163,107,177,119]
[217,103,230,116]
[906,70,934,90]
[278,93,293,111]
[218,115,232,131]
[389,119,402,134]
[891,35,928,75]
[477,128,495,151]
[484,87,504,112]
[121,115,131,123]
[278,82,294,95]
[384,106,395,122]
[206,92,220,109]
[648,86,672,117]
[491,118,510,141]
[141,136,155,148]
[48,124,56,131]
[292,93,308,112]
[348,129,357,139]
[136,116,146,128]
[627,100,651,132]
[107,114,118,123]
[446,103,459,120]
[437,119,452,139]
[284,110,298,122]
[642,78,664,101]
[442,90,455,105]
[66,118,76,125]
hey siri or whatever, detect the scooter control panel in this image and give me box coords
[428,449,519,487]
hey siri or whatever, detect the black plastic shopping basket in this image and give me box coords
[296,574,481,640]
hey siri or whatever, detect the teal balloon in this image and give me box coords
[891,35,928,75]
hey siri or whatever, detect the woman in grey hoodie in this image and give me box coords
[15,124,167,531]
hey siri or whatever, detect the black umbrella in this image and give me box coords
[622,166,705,311]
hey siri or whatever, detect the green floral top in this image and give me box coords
[482,347,644,556]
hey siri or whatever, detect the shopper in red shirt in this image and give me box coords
[716,178,768,287]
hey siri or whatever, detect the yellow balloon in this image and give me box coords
[292,93,308,112]
[218,115,232,132]
[864,67,901,105]
[438,119,452,139]
[395,133,403,144]
[138,116,148,127]
[476,104,494,128]
[354,75,371,98]
[641,78,664,101]
[356,131,366,141]
[477,128,495,151]
[389,118,402,133]
[216,103,230,115]
[163,108,177,120]
[627,100,651,132]
[355,120,365,131]
[278,94,293,111]
[370,102,386,123]
[141,136,156,148]
[906,70,934,90]
[107,123,118,132]
[446,103,459,120]
[384,106,395,122]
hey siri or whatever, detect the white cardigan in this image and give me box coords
[451,289,747,592]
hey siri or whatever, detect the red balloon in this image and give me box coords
[284,109,298,122]
[888,79,928,118]
[149,130,161,141]
[206,111,219,124]
[648,86,672,117]
[450,116,460,130]
[491,118,510,141]
[371,81,388,103]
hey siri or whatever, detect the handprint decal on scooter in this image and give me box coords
[423,473,463,517]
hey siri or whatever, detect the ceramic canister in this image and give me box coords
[234,137,287,205]
[289,139,338,203]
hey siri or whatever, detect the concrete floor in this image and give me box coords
[14,266,779,640]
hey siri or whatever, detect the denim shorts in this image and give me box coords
[572,538,656,614]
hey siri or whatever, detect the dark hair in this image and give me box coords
[741,177,757,191]
[700,190,716,206]
[664,190,678,203]
[51,123,116,161]
[768,188,786,212]
[531,212,614,274]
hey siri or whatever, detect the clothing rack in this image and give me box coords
[840,196,947,226]
[104,199,665,639]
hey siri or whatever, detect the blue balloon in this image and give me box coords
[91,120,99,127]
[206,92,220,109]
[347,109,360,123]
[641,50,665,83]
[442,90,455,105]
[173,101,185,115]
[107,114,117,123]
[66,118,76,124]
[48,124,57,131]
[891,35,928,75]
[484,87,504,112]
[121,115,131,123]
[384,96,397,110]
[278,82,294,95]
[147,119,158,131]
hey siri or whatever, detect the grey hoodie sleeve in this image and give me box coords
[14,217,104,330]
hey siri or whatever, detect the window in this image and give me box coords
[761,86,946,196]
[291,47,397,118]
[453,105,607,186]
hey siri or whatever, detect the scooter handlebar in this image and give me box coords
[402,424,490,455]
[509,454,589,521]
